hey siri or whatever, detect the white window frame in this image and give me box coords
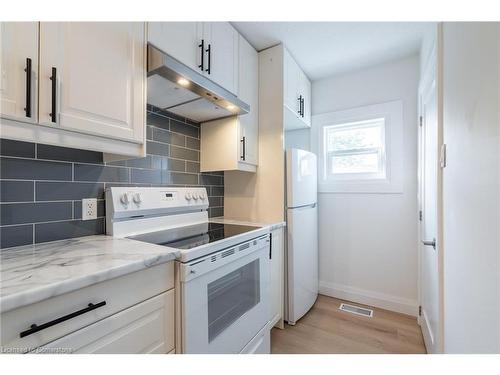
[312,100,404,194]
[323,118,387,181]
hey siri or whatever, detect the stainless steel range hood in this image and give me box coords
[147,44,249,123]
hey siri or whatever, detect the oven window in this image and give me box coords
[207,259,260,342]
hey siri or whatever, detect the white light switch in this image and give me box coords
[82,198,98,220]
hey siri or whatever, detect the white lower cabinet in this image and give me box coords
[270,226,285,328]
[37,291,174,354]
[0,263,175,354]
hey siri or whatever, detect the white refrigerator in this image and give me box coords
[285,148,319,325]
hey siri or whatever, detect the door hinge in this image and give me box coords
[419,115,423,127]
[419,210,423,221]
[419,305,422,316]
[440,144,447,168]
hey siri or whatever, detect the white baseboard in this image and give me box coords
[319,280,418,316]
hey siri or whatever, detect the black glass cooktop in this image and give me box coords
[127,222,261,250]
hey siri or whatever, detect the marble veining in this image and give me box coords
[0,235,179,313]
[209,217,286,231]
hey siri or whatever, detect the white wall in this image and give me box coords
[312,55,420,315]
[442,22,500,353]
[285,129,310,151]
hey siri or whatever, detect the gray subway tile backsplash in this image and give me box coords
[0,108,224,249]
[0,157,73,181]
[0,181,34,202]
[0,224,33,248]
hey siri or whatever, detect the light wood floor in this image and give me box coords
[271,295,426,354]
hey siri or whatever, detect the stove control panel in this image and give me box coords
[106,187,209,219]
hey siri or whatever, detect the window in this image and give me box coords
[312,100,403,193]
[323,118,386,180]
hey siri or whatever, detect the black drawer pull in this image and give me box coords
[24,58,32,118]
[205,44,211,75]
[198,39,205,71]
[19,301,106,338]
[49,67,57,123]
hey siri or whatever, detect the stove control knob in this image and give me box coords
[120,193,130,205]
[192,192,199,200]
[200,192,206,200]
[132,193,142,204]
[185,192,192,201]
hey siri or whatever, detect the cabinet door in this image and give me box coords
[238,35,258,166]
[205,22,238,94]
[37,291,174,354]
[0,22,38,123]
[299,70,311,127]
[283,48,301,117]
[148,22,202,73]
[270,227,284,327]
[39,22,145,143]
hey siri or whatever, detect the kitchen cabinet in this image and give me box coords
[283,47,311,130]
[205,22,239,95]
[200,116,257,173]
[0,22,39,124]
[269,226,285,328]
[39,22,145,143]
[147,22,238,95]
[148,22,201,72]
[1,22,146,158]
[1,263,174,354]
[199,35,258,173]
[37,291,174,354]
[237,35,259,166]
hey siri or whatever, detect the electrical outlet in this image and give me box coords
[82,198,98,220]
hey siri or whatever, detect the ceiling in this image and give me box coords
[231,22,432,81]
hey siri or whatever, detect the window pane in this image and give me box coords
[327,123,382,152]
[330,153,380,174]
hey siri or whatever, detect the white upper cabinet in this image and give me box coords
[205,22,239,95]
[284,48,301,116]
[0,22,39,124]
[283,47,311,130]
[147,22,238,95]
[39,22,145,143]
[148,22,202,72]
[237,35,258,166]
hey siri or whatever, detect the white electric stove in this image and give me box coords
[105,187,272,354]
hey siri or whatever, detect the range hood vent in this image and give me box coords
[147,44,249,123]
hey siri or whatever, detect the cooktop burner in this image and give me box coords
[127,222,261,250]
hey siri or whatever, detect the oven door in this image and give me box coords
[179,236,270,353]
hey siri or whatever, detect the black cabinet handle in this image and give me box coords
[198,39,205,72]
[301,97,305,117]
[269,232,273,260]
[205,44,211,75]
[240,136,246,161]
[19,301,106,338]
[297,95,302,115]
[24,58,32,118]
[49,67,57,123]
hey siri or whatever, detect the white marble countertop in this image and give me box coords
[209,217,286,231]
[0,235,179,313]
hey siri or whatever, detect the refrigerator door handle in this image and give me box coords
[287,203,317,210]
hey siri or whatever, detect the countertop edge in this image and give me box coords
[0,250,178,314]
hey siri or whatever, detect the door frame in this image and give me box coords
[417,24,445,354]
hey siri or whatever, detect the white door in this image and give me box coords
[148,22,202,73]
[0,22,38,123]
[283,48,301,116]
[238,34,258,166]
[39,22,145,142]
[205,22,238,95]
[286,204,318,325]
[418,45,442,354]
